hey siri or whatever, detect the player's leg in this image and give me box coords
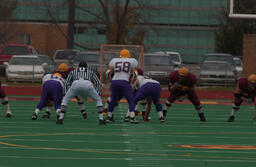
[151,84,164,122]
[51,84,63,119]
[87,83,106,125]
[107,81,121,123]
[57,84,76,124]
[187,92,206,122]
[228,97,243,122]
[163,91,179,118]
[121,82,138,123]
[75,96,88,119]
[0,87,12,118]
[42,98,53,119]
[32,84,49,120]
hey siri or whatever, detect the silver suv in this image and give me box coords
[143,53,174,83]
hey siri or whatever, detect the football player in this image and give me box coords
[228,74,256,122]
[32,72,65,120]
[106,49,139,123]
[163,67,206,121]
[0,81,12,118]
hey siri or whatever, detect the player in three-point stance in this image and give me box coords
[228,74,256,122]
[56,61,106,125]
[163,67,206,122]
[32,72,65,120]
[124,68,164,122]
[106,49,139,123]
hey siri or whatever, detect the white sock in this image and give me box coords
[35,108,40,115]
[108,112,113,118]
[99,113,103,120]
[231,108,238,116]
[130,112,135,118]
[158,111,163,118]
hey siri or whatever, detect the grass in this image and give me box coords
[0,99,256,167]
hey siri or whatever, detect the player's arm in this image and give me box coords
[129,68,138,84]
[106,67,114,82]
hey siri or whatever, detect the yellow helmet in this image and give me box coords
[120,49,130,58]
[248,74,256,83]
[58,63,68,72]
[53,73,62,78]
[178,67,188,77]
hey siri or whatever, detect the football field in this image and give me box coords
[0,99,256,167]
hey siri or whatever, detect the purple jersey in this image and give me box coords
[238,78,256,98]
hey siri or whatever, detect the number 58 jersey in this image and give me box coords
[109,58,138,81]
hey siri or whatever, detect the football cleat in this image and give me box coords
[42,112,50,119]
[6,113,12,118]
[130,117,139,124]
[159,116,165,123]
[99,119,107,125]
[123,116,130,122]
[106,116,114,123]
[81,110,88,119]
[56,118,63,124]
[228,115,235,122]
[198,112,206,122]
[31,113,37,120]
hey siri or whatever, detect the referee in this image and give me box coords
[57,61,106,125]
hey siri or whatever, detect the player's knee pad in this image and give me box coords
[165,100,172,107]
[232,104,239,110]
[2,97,8,105]
[195,105,202,111]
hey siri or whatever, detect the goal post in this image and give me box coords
[99,44,144,85]
[229,0,256,19]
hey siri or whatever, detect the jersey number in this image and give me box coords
[115,62,130,73]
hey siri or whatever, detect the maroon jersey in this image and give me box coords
[169,71,197,92]
[238,78,256,98]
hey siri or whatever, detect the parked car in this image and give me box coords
[143,53,174,83]
[0,43,38,65]
[201,53,236,72]
[233,57,243,73]
[53,49,80,66]
[37,54,56,74]
[198,60,236,86]
[4,55,46,82]
[155,51,182,70]
[73,51,100,76]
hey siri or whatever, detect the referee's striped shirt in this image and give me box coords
[65,67,101,94]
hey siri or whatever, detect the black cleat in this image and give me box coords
[106,116,114,123]
[99,119,107,125]
[163,110,167,118]
[81,110,88,119]
[6,113,12,118]
[159,116,165,123]
[42,112,50,119]
[56,118,63,124]
[32,113,37,120]
[198,112,206,122]
[123,116,130,122]
[228,115,235,122]
[130,117,139,124]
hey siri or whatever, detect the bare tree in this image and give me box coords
[0,0,20,44]
[45,0,145,49]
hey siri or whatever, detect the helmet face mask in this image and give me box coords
[120,49,130,58]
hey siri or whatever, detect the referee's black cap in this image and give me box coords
[79,61,87,68]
